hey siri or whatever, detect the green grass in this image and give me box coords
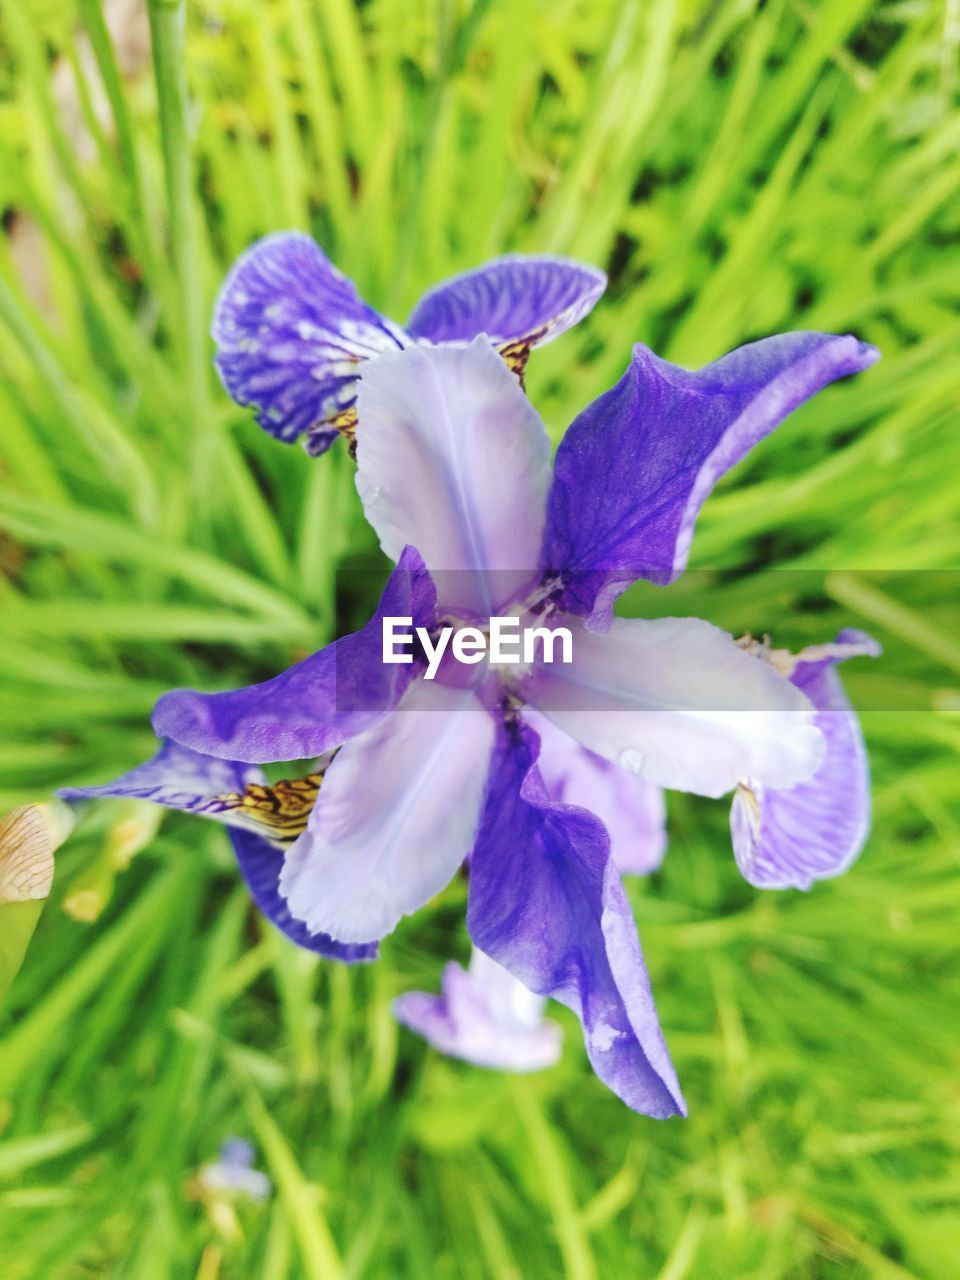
[1,0,958,1276]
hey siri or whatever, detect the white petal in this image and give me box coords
[279,679,495,943]
[355,338,551,619]
[520,616,824,798]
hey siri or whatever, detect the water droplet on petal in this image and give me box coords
[617,747,644,775]
[368,485,382,501]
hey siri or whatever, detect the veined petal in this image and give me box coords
[543,334,879,627]
[213,232,407,445]
[466,721,685,1117]
[60,741,256,817]
[732,629,880,889]
[523,707,666,876]
[519,615,824,798]
[279,679,496,944]
[61,741,323,846]
[60,743,373,960]
[0,803,73,904]
[355,339,552,618]
[407,255,606,360]
[152,546,436,764]
[394,948,563,1073]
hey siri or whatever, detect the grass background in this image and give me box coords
[1,0,958,1276]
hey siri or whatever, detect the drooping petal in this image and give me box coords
[152,546,436,764]
[60,742,373,960]
[731,629,880,889]
[279,678,496,944]
[542,334,880,627]
[355,339,552,619]
[522,707,666,876]
[394,948,563,1073]
[407,255,606,356]
[518,615,824,798]
[213,232,407,445]
[466,720,685,1117]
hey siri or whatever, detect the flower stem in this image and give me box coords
[510,1076,597,1280]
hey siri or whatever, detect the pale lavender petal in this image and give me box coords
[355,339,551,619]
[213,232,407,444]
[732,629,880,889]
[394,949,563,1073]
[279,679,496,944]
[522,707,666,876]
[518,615,824,799]
[152,546,436,764]
[60,743,373,960]
[542,334,880,627]
[407,255,606,348]
[466,721,685,1118]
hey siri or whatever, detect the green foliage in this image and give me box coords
[0,0,958,1275]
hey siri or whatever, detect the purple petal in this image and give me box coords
[59,742,373,960]
[518,614,824,799]
[407,255,606,348]
[394,949,563,1072]
[59,740,256,814]
[213,232,407,444]
[542,334,880,627]
[523,707,666,876]
[152,546,437,764]
[356,340,551,619]
[466,720,685,1118]
[279,679,496,944]
[731,630,880,890]
[231,828,377,961]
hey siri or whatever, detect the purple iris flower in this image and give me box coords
[394,947,563,1074]
[198,1138,271,1200]
[63,322,878,1116]
[212,232,606,454]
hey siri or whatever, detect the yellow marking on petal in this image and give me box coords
[498,339,534,389]
[197,772,324,845]
[736,783,763,834]
[331,404,358,450]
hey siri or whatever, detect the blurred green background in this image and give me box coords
[1,1,958,1276]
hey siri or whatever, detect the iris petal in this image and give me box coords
[731,629,880,889]
[407,255,606,357]
[231,828,376,962]
[60,742,372,960]
[213,232,407,445]
[394,949,563,1073]
[152,546,436,764]
[279,679,496,944]
[523,707,666,876]
[356,339,551,619]
[519,615,824,798]
[466,720,685,1118]
[543,333,879,627]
